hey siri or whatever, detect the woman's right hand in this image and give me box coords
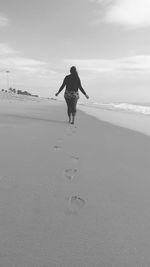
[55,92,59,97]
[85,94,89,99]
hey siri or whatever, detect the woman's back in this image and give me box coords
[65,74,80,92]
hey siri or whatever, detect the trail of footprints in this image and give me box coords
[53,125,86,213]
[64,154,86,213]
[53,126,77,151]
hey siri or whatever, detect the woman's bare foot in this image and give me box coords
[68,116,71,123]
[71,117,75,124]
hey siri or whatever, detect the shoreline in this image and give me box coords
[78,104,150,137]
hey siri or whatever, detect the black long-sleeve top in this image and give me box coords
[58,74,86,95]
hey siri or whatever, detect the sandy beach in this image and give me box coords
[0,93,150,267]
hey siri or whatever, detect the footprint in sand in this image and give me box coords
[63,155,79,180]
[65,195,86,215]
[64,168,77,180]
[53,137,64,150]
[70,155,79,163]
[70,196,85,208]
[53,145,61,150]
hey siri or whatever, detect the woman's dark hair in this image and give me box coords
[70,66,79,78]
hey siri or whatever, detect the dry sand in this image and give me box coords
[0,93,150,267]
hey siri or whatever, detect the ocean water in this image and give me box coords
[78,102,150,136]
[79,102,150,115]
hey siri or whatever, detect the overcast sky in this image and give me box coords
[0,0,150,102]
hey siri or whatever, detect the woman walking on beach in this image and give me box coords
[55,66,89,124]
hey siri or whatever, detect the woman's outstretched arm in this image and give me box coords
[55,77,66,96]
[78,79,89,99]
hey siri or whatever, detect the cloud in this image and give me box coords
[117,56,150,71]
[0,13,9,27]
[0,43,19,56]
[0,43,57,82]
[89,0,112,5]
[0,56,56,76]
[0,57,46,67]
[65,58,115,72]
[0,44,48,73]
[0,45,57,93]
[65,55,150,75]
[0,50,57,90]
[91,0,150,29]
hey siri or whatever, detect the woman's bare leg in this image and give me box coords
[68,115,71,123]
[71,98,78,124]
[71,115,75,124]
[65,98,72,123]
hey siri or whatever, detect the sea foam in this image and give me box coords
[79,102,150,116]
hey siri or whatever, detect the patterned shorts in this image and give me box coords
[64,90,79,100]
